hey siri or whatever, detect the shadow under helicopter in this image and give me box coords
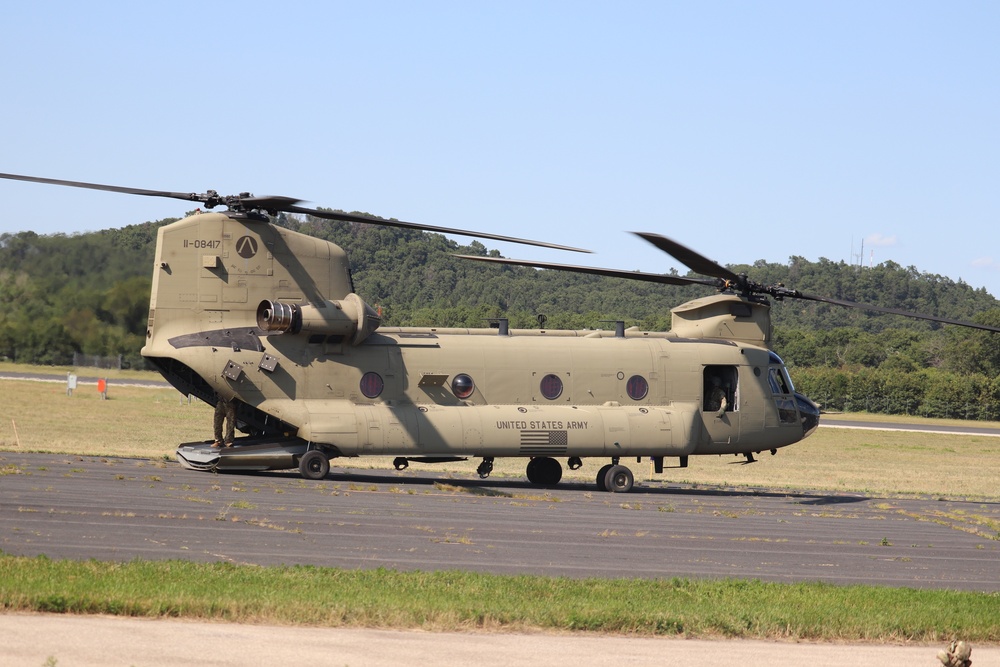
[212,465,872,506]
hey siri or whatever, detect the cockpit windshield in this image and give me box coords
[768,368,789,395]
[767,351,796,394]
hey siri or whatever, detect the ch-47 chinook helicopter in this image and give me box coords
[4,172,1000,493]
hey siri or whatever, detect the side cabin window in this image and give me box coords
[703,365,737,413]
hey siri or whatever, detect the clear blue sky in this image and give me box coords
[3,1,999,299]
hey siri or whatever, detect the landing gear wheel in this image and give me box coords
[526,457,562,486]
[596,464,613,492]
[299,450,330,480]
[603,464,634,493]
[541,458,562,486]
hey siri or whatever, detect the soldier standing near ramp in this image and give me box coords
[212,395,236,448]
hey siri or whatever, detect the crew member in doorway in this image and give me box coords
[706,376,728,418]
[212,395,236,448]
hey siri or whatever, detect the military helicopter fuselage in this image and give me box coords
[147,210,819,491]
[6,170,995,491]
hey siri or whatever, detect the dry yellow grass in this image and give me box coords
[0,377,211,458]
[669,424,1000,500]
[1,369,998,500]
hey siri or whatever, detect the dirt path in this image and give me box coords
[3,613,995,667]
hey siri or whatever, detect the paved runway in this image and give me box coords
[822,417,1000,438]
[0,371,170,389]
[1,451,997,591]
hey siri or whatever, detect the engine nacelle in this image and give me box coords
[257,293,381,346]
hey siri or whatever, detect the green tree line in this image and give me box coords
[2,212,1000,419]
[0,221,168,367]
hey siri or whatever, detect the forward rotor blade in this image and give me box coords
[634,232,741,282]
[454,254,721,287]
[240,195,306,210]
[792,291,1000,333]
[287,205,591,253]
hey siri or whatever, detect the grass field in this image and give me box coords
[2,362,999,642]
[1,557,998,642]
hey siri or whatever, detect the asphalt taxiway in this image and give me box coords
[3,451,998,666]
[1,452,997,590]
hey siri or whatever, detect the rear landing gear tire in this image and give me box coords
[596,464,613,492]
[603,464,634,493]
[299,450,330,480]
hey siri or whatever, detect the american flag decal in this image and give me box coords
[519,430,568,454]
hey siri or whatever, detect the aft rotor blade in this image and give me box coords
[287,205,591,253]
[792,291,1000,333]
[0,172,585,252]
[634,232,742,282]
[455,254,721,287]
[0,171,206,204]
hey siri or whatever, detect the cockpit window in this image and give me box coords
[769,368,792,395]
[768,352,797,394]
[768,364,799,424]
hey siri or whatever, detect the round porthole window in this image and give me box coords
[360,372,384,399]
[452,373,475,399]
[540,373,563,400]
[626,375,648,401]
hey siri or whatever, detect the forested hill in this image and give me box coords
[0,221,170,366]
[1,212,998,373]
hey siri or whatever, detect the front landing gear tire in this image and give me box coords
[526,457,562,486]
[603,464,634,493]
[299,450,330,480]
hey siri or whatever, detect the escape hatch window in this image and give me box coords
[626,375,648,401]
[540,374,563,400]
[703,365,737,413]
[360,372,384,399]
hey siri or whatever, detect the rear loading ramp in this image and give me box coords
[176,436,310,472]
